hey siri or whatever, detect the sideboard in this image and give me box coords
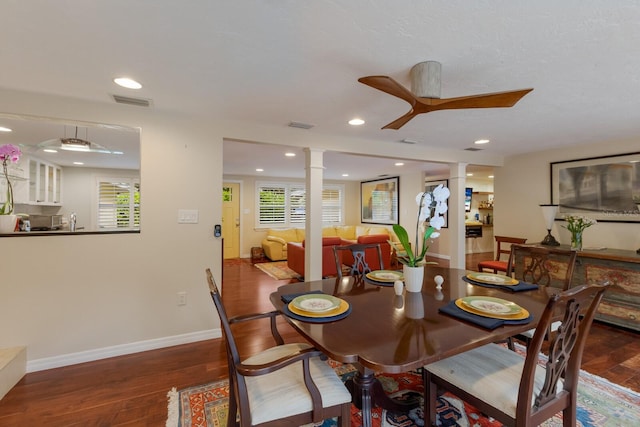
[570,247,640,332]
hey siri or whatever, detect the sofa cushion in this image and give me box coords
[267,228,301,243]
[334,226,356,240]
[302,236,343,247]
[366,226,390,236]
[322,227,338,237]
[296,228,306,241]
[358,234,390,244]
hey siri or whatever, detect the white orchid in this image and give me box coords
[393,184,450,267]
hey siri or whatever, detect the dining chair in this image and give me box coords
[333,243,384,279]
[506,244,578,349]
[423,282,610,427]
[477,235,527,274]
[205,268,351,427]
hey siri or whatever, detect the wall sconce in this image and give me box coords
[540,204,560,246]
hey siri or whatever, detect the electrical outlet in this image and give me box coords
[177,292,187,306]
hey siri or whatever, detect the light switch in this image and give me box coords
[178,209,199,224]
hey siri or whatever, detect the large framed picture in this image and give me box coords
[425,179,448,228]
[550,152,640,223]
[361,176,399,225]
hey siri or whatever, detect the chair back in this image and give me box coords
[333,243,384,278]
[495,235,528,261]
[507,244,577,290]
[517,282,609,423]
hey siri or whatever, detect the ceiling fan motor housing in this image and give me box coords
[411,61,441,98]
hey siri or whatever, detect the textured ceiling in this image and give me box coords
[2,1,640,179]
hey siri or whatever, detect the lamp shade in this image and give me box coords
[540,204,558,230]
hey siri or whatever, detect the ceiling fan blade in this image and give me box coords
[419,89,533,111]
[358,75,418,106]
[382,109,420,130]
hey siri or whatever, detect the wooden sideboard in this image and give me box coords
[570,247,640,332]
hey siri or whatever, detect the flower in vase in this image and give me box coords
[392,184,450,267]
[1,144,22,215]
[563,215,596,234]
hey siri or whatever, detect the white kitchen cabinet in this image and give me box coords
[27,158,63,205]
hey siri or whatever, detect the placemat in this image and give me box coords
[439,300,533,330]
[462,276,538,292]
[281,301,352,323]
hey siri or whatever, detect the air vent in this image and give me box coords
[288,121,314,129]
[464,147,483,151]
[111,94,151,107]
[399,139,418,144]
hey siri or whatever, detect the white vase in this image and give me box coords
[404,291,424,319]
[403,265,424,293]
[0,214,17,233]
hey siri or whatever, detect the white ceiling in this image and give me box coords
[2,1,640,180]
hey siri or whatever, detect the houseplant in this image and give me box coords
[392,184,450,291]
[0,143,22,233]
[563,214,596,251]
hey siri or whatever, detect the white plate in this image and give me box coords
[291,294,341,313]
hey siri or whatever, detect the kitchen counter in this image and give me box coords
[0,229,140,237]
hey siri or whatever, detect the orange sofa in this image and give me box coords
[287,234,392,279]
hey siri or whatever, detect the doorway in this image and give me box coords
[222,182,240,258]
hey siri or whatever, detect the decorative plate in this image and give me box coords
[288,299,350,318]
[456,296,528,320]
[466,272,519,286]
[291,294,342,313]
[366,270,404,282]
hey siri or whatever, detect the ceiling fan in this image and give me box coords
[358,61,533,130]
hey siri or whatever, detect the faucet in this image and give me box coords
[70,212,77,232]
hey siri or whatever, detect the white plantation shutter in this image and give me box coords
[256,181,344,227]
[97,178,140,229]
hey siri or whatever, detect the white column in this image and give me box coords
[305,148,324,280]
[449,163,467,269]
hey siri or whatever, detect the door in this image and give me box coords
[222,182,240,259]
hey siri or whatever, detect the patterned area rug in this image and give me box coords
[254,261,301,280]
[166,357,640,426]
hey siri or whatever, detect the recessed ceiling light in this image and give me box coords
[285,152,296,157]
[348,118,365,126]
[114,77,142,89]
[467,173,473,176]
[0,126,12,132]
[73,161,84,165]
[342,173,349,177]
[256,168,264,172]
[395,162,404,166]
[43,149,58,153]
[474,139,490,144]
[488,175,494,179]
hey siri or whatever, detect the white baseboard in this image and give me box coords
[26,328,222,373]
[427,252,450,260]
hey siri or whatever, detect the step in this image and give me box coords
[0,346,26,400]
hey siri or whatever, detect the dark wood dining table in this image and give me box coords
[269,266,555,427]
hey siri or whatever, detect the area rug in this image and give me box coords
[254,261,302,280]
[166,358,640,427]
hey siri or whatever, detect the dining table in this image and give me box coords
[269,266,557,427]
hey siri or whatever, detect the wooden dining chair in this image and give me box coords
[477,235,527,274]
[423,282,610,427]
[205,268,351,427]
[505,244,578,349]
[333,243,384,279]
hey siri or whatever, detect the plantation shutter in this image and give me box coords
[258,185,286,225]
[289,184,306,225]
[322,187,342,224]
[98,179,140,229]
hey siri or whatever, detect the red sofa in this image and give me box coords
[287,234,392,279]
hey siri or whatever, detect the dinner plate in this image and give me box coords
[288,299,350,318]
[455,297,529,320]
[291,294,341,313]
[466,272,519,286]
[366,270,404,282]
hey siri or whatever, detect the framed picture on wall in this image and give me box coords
[361,176,399,225]
[550,151,640,223]
[425,179,448,228]
[465,187,473,212]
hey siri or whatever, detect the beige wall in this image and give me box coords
[496,139,640,251]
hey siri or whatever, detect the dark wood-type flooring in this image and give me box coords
[0,253,638,426]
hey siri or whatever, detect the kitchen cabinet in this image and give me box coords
[28,158,62,205]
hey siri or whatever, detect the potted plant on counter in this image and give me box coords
[0,143,22,233]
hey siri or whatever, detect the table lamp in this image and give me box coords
[540,204,560,246]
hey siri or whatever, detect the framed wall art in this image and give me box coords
[425,179,449,228]
[361,176,399,225]
[550,151,640,223]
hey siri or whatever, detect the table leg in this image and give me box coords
[345,364,419,427]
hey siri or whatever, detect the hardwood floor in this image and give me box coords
[0,253,637,426]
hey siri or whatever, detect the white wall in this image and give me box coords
[0,89,223,370]
[496,140,640,251]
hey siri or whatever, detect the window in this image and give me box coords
[97,178,140,229]
[256,181,344,227]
